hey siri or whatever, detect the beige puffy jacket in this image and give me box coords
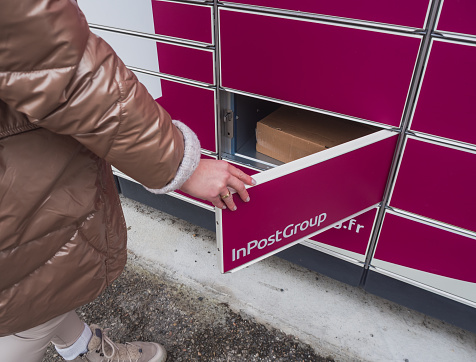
[0,0,200,335]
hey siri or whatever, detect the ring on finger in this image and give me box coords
[220,190,231,200]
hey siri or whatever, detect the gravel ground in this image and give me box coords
[43,258,334,362]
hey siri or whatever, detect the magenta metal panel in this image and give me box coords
[391,139,476,233]
[227,0,429,28]
[157,42,214,84]
[437,0,476,36]
[411,41,476,145]
[221,135,397,273]
[375,213,476,283]
[151,1,213,44]
[155,80,216,152]
[309,208,377,255]
[220,10,420,127]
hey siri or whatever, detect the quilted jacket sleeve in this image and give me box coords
[0,0,199,189]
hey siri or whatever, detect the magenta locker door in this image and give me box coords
[411,40,476,145]
[156,80,217,153]
[437,0,476,37]
[308,208,378,258]
[217,130,398,273]
[151,0,213,44]
[391,138,476,233]
[373,212,476,303]
[226,0,430,28]
[219,9,421,127]
[156,42,214,84]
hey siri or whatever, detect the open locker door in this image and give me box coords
[217,129,398,273]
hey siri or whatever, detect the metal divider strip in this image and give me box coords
[360,0,444,286]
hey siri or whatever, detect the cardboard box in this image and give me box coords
[256,106,377,163]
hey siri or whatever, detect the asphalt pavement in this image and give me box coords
[44,259,333,361]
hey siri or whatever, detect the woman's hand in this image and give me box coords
[180,159,256,211]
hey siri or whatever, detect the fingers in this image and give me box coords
[221,188,236,211]
[211,188,234,211]
[226,175,250,204]
[213,162,257,211]
[212,182,244,211]
[228,164,257,204]
[180,159,257,211]
[229,165,257,186]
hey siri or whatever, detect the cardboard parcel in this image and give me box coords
[256,106,377,163]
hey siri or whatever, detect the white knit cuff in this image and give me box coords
[145,120,201,194]
[55,323,91,360]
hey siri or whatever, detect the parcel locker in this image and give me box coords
[78,0,476,332]
[224,0,431,28]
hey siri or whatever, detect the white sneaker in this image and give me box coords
[73,325,167,362]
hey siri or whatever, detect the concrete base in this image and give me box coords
[121,195,476,362]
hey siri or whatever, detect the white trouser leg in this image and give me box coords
[0,311,85,362]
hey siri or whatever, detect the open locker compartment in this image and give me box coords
[221,93,384,170]
[221,93,283,170]
[217,92,399,273]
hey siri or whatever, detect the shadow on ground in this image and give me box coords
[43,257,334,361]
